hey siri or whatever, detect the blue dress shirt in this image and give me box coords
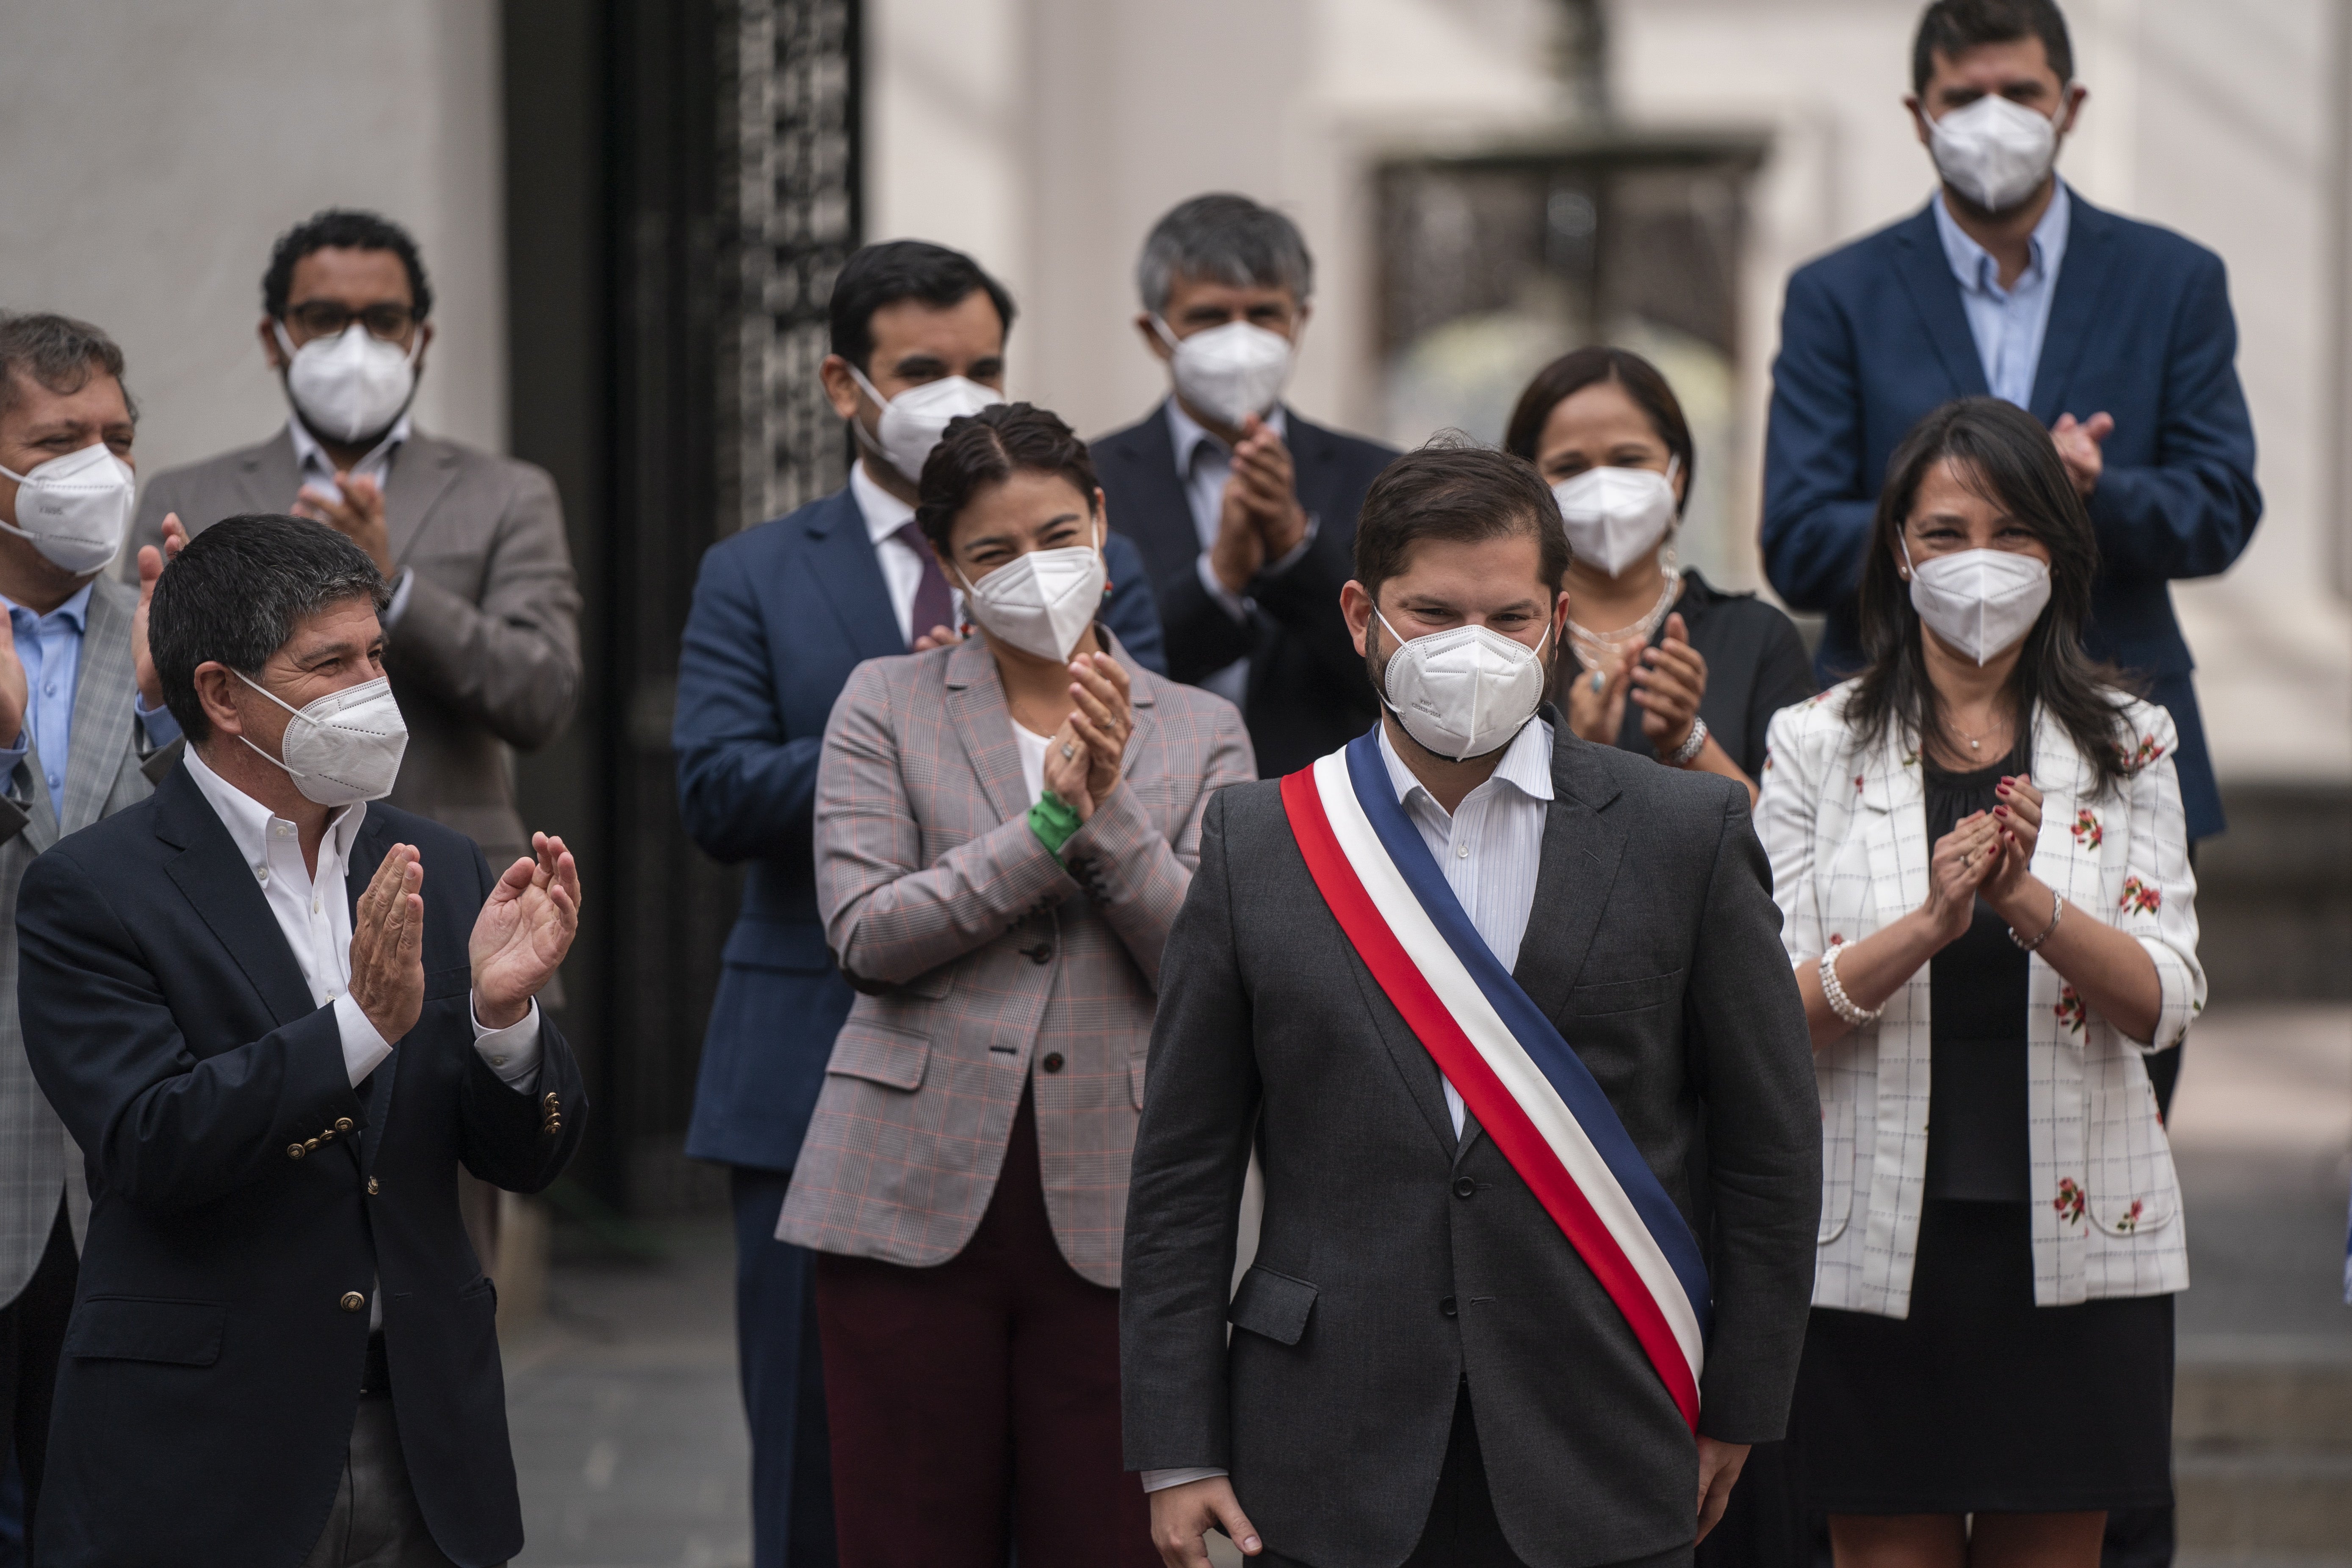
[1933,182,2072,409]
[0,584,180,816]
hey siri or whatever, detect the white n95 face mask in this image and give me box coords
[1552,458,1680,579]
[236,672,410,807]
[1928,94,2062,213]
[1376,611,1551,762]
[958,528,1108,664]
[0,441,136,575]
[1904,544,2052,665]
[278,322,421,446]
[1154,318,1294,429]
[846,366,1004,485]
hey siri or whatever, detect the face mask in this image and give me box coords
[277,322,421,446]
[0,441,136,575]
[235,672,410,807]
[955,525,1108,664]
[846,366,1003,485]
[1552,457,1680,579]
[1928,93,2062,213]
[1375,611,1552,762]
[1153,317,1294,429]
[1904,543,2052,665]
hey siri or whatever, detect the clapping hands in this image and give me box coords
[470,832,582,1029]
[1038,653,1132,823]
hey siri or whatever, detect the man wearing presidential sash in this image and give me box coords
[1121,440,1819,1568]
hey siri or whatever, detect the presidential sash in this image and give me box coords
[1281,730,1711,1429]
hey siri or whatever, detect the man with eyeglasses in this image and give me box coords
[132,207,582,976]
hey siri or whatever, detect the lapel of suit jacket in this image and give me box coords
[1455,721,1627,1161]
[943,635,1031,824]
[1281,408,1344,524]
[1892,203,1990,401]
[12,746,62,855]
[154,764,318,1028]
[385,432,463,567]
[1104,404,1201,569]
[344,808,400,1168]
[808,485,911,662]
[59,581,137,836]
[222,428,302,519]
[1857,720,1929,927]
[2028,188,2117,426]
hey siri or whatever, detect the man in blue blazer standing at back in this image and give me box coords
[1765,0,2258,872]
[670,240,1164,1568]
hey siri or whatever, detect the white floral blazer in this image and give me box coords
[1758,681,2203,1318]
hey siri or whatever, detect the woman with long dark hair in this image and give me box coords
[780,403,1253,1566]
[1758,398,2202,1568]
[1504,347,1813,801]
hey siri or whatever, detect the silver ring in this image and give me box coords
[1589,671,1605,693]
[1060,742,1077,760]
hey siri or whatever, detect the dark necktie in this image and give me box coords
[892,521,955,646]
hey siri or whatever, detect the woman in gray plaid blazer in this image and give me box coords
[778,404,1253,1566]
[1757,400,2202,1568]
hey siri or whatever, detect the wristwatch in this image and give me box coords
[1666,716,1710,767]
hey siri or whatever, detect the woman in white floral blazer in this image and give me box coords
[1757,398,2203,1568]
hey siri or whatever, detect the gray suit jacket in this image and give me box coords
[0,578,174,1305]
[1120,722,1820,1568]
[130,427,581,869]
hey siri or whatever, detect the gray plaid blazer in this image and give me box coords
[0,578,173,1304]
[777,632,1254,1287]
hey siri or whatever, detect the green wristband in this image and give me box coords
[1028,790,1084,857]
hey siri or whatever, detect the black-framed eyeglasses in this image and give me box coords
[285,301,419,342]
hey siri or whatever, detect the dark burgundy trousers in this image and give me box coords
[813,1088,1154,1568]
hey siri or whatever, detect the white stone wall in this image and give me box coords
[0,0,508,480]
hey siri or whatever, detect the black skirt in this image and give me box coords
[1796,1199,2174,1514]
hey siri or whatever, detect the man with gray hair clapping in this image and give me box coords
[1092,193,1397,777]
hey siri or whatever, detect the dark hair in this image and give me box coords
[1851,397,2132,795]
[828,241,1017,376]
[913,403,1099,550]
[1912,0,2073,94]
[1353,436,1569,603]
[1503,346,1693,516]
[1136,194,1314,315]
[262,210,434,322]
[149,515,392,744]
[0,312,136,425]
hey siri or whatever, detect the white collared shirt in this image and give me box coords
[1376,717,1556,1137]
[1933,181,2072,409]
[180,744,542,1092]
[850,458,935,650]
[286,413,417,626]
[1143,716,1557,1496]
[1163,400,1317,708]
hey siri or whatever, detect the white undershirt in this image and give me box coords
[1013,723,1053,809]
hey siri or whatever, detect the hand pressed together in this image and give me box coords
[349,843,426,1042]
[1039,653,1132,824]
[1630,612,1708,757]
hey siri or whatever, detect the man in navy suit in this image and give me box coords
[671,240,1165,1568]
[1765,0,2258,858]
[1091,194,1397,778]
[18,515,584,1567]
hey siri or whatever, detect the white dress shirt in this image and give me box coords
[288,413,418,626]
[1141,715,1555,1495]
[850,458,936,649]
[1933,182,2072,410]
[1165,400,1317,709]
[180,744,542,1092]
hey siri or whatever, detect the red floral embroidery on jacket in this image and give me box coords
[2129,733,2166,770]
[2055,986,2086,1034]
[2053,1178,2086,1224]
[1853,774,1866,794]
[2070,808,2102,848]
[2113,1197,2146,1233]
[2120,876,2161,915]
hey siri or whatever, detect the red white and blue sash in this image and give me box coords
[1281,730,1711,1429]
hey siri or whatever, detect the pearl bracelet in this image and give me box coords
[1818,943,1882,1027]
[1666,716,1710,768]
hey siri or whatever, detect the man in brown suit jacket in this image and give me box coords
[129,209,580,878]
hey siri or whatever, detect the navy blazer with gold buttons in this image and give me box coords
[16,761,584,1568]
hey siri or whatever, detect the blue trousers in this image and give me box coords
[731,1167,836,1568]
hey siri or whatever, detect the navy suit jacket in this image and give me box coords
[1763,188,2259,838]
[673,483,1165,1173]
[1092,402,1398,778]
[17,769,584,1568]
